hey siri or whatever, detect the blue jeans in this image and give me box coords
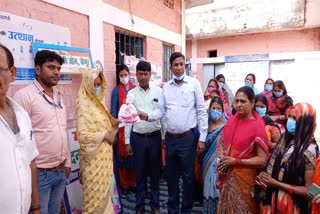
[38,169,66,214]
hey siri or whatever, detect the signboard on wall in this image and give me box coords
[64,128,82,214]
[124,55,162,86]
[32,42,94,74]
[0,11,71,84]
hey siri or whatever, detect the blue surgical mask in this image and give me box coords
[274,91,283,98]
[172,72,186,81]
[210,110,222,121]
[245,81,253,88]
[95,86,102,96]
[286,118,296,135]
[219,82,225,89]
[256,107,267,117]
[264,84,272,92]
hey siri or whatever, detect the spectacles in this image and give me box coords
[0,66,11,74]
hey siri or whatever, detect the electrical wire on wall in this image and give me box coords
[129,0,135,26]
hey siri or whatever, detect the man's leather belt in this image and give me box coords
[37,162,64,172]
[167,129,193,138]
[134,130,161,138]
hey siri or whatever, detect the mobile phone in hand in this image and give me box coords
[308,183,320,198]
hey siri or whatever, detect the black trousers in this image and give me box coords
[165,131,196,214]
[132,130,162,212]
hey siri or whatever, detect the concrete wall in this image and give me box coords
[186,27,320,58]
[105,0,181,34]
[186,0,320,38]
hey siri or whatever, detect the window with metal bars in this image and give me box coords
[115,32,144,65]
[162,44,173,82]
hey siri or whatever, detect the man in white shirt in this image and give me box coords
[139,52,208,214]
[125,61,164,214]
[0,44,40,214]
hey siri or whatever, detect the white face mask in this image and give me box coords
[172,72,186,81]
[120,77,129,85]
[95,86,102,96]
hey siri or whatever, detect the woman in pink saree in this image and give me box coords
[217,86,270,213]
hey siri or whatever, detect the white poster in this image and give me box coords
[64,128,82,214]
[124,55,162,86]
[223,61,269,94]
[0,11,71,84]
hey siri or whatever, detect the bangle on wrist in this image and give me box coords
[234,158,243,166]
[289,185,295,195]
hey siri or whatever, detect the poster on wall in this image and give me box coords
[0,11,71,84]
[64,128,82,214]
[124,55,162,86]
[33,42,94,75]
[223,61,269,94]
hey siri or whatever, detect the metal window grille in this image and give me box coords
[115,32,144,65]
[163,44,173,82]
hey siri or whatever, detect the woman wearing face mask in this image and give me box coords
[216,74,234,110]
[204,79,219,101]
[255,94,283,149]
[111,64,136,193]
[256,103,318,213]
[216,86,270,213]
[244,73,260,95]
[202,97,226,214]
[204,79,230,113]
[260,78,274,98]
[76,68,121,213]
[267,80,293,126]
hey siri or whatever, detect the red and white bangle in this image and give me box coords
[289,185,295,195]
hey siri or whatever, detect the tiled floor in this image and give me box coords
[120,179,203,214]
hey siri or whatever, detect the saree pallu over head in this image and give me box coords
[76,68,119,214]
[218,111,269,213]
[264,103,318,214]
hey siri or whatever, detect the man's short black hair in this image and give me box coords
[136,60,151,72]
[34,50,64,67]
[169,52,185,67]
[0,44,14,67]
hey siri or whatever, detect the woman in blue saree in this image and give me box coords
[202,97,226,214]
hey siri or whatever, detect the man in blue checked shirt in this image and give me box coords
[139,52,208,214]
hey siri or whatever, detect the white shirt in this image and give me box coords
[148,76,208,142]
[125,84,165,144]
[0,97,39,214]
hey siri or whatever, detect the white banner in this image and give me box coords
[0,11,71,84]
[64,128,82,214]
[124,55,162,86]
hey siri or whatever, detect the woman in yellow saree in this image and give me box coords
[76,68,119,214]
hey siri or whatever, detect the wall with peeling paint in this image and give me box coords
[186,0,320,38]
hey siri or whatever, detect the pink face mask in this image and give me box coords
[207,87,216,94]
